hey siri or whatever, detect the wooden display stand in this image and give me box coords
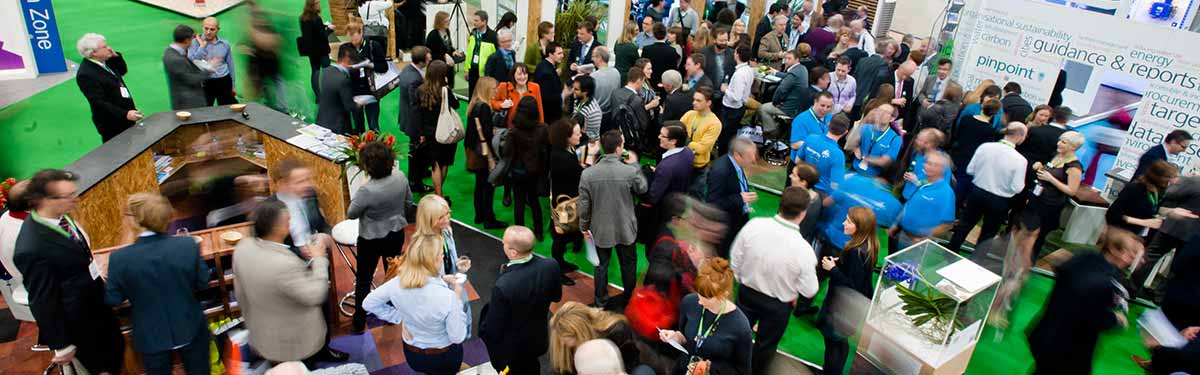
[857,322,976,375]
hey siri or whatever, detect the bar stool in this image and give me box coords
[331,219,369,317]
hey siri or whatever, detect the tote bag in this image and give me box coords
[435,87,466,144]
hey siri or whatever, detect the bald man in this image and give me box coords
[574,339,628,375]
[480,226,562,375]
[885,59,917,133]
[188,17,238,105]
[947,123,1028,252]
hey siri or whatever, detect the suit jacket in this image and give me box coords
[689,73,714,92]
[1134,144,1169,179]
[917,99,961,134]
[647,148,695,205]
[104,234,209,353]
[347,173,413,240]
[163,46,208,110]
[756,30,788,70]
[480,256,562,370]
[396,64,424,138]
[705,155,749,224]
[1162,234,1200,331]
[580,154,649,248]
[1027,251,1121,373]
[77,56,136,142]
[534,59,565,121]
[853,55,888,107]
[772,64,811,117]
[484,49,514,83]
[881,70,916,128]
[1002,94,1033,124]
[642,42,680,88]
[612,86,651,131]
[701,45,735,86]
[317,65,355,134]
[1160,176,1200,240]
[568,38,597,68]
[14,215,123,372]
[661,89,693,122]
[917,76,956,104]
[233,238,330,361]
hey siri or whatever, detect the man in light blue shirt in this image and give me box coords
[891,151,956,250]
[819,174,902,251]
[187,17,237,105]
[852,105,902,177]
[800,112,850,195]
[789,92,834,162]
[634,16,656,48]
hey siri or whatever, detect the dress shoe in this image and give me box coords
[411,184,434,193]
[483,220,507,230]
[792,304,819,318]
[560,274,576,286]
[560,262,580,273]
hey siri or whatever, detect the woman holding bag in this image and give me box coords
[491,63,544,128]
[547,118,586,285]
[503,96,550,241]
[417,60,459,199]
[465,77,505,229]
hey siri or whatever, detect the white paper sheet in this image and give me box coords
[935,259,1001,296]
[1139,309,1188,348]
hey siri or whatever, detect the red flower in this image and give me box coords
[364,131,376,142]
[383,134,396,147]
[2,178,14,186]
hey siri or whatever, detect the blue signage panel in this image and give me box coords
[20,0,67,74]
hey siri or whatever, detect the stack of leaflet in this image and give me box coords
[153,154,174,183]
[287,124,349,161]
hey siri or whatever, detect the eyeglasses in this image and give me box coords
[49,192,78,200]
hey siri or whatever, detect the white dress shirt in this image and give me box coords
[859,31,876,55]
[730,215,819,303]
[967,141,1027,198]
[275,193,312,247]
[359,1,392,28]
[722,63,754,109]
[362,276,467,349]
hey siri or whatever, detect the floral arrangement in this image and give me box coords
[0,178,16,211]
[883,261,918,288]
[337,131,402,180]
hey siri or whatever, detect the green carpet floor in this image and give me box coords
[0,1,1150,373]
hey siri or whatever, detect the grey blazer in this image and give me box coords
[396,64,424,138]
[232,238,329,361]
[347,173,413,240]
[579,154,648,248]
[1161,176,1200,240]
[918,77,957,104]
[316,65,355,134]
[163,46,208,110]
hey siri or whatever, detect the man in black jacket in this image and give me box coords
[481,226,562,375]
[641,23,681,91]
[534,41,566,122]
[1001,82,1033,124]
[484,29,516,84]
[398,47,433,193]
[705,137,759,258]
[348,23,389,133]
[14,169,124,374]
[660,70,693,122]
[568,20,598,76]
[75,33,142,142]
[701,28,735,86]
[316,44,363,135]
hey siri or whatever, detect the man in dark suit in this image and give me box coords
[1134,130,1194,178]
[683,53,713,92]
[481,226,562,375]
[1132,176,1200,301]
[611,69,655,152]
[642,23,681,90]
[701,28,735,86]
[14,169,124,374]
[104,193,210,374]
[758,50,810,136]
[883,59,917,132]
[74,33,142,142]
[1001,82,1033,124]
[705,137,759,258]
[568,20,598,76]
[851,39,889,118]
[164,25,213,110]
[398,46,433,193]
[639,123,695,244]
[1161,234,1200,329]
[534,41,566,122]
[317,43,362,135]
[484,29,516,83]
[660,71,693,122]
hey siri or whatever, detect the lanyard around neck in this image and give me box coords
[696,300,727,343]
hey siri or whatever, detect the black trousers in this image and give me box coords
[1130,231,1186,297]
[308,55,329,98]
[947,187,1011,253]
[717,104,746,155]
[142,330,210,375]
[551,228,582,272]
[409,141,430,188]
[404,343,463,375]
[353,230,405,330]
[596,243,637,303]
[472,169,498,223]
[737,286,793,375]
[203,75,237,106]
[352,101,381,133]
[72,305,126,374]
[822,332,850,375]
[511,174,543,236]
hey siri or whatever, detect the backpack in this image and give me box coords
[612,95,643,153]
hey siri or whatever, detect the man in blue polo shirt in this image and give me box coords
[852,104,902,177]
[890,151,956,251]
[789,92,835,162]
[801,113,850,195]
[819,173,902,252]
[899,128,952,199]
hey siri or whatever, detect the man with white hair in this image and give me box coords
[484,29,516,83]
[75,33,142,142]
[850,19,875,55]
[659,70,692,122]
[948,123,1029,252]
[188,17,237,105]
[574,339,628,375]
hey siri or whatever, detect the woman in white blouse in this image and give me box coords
[362,234,467,375]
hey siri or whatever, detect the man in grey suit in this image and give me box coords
[918,58,956,107]
[398,46,433,193]
[234,200,341,365]
[579,130,648,307]
[164,25,213,110]
[316,43,362,135]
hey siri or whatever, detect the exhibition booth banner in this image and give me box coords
[0,0,67,80]
[956,0,1200,177]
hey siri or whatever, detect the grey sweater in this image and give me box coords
[347,173,413,239]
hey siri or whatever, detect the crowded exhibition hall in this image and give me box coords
[3,0,1200,373]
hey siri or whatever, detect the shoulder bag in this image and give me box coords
[549,150,581,234]
[435,87,466,144]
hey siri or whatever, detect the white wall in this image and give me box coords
[889,0,947,39]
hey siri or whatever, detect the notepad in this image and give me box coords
[935,259,1001,296]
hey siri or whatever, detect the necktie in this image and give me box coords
[931,80,942,101]
[58,217,83,247]
[895,80,902,99]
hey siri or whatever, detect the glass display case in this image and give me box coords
[858,240,1001,375]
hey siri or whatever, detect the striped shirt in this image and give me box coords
[573,99,603,139]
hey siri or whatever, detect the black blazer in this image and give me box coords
[549,148,583,198]
[352,39,389,95]
[701,45,735,85]
[642,42,680,88]
[1163,235,1200,329]
[396,64,425,138]
[705,155,748,223]
[425,29,455,64]
[316,65,355,134]
[1027,251,1122,373]
[484,50,514,83]
[1134,144,1168,179]
[878,69,916,128]
[568,38,596,68]
[661,89,693,122]
[104,234,209,353]
[76,55,135,142]
[299,17,331,59]
[13,216,123,371]
[534,59,564,122]
[480,256,562,371]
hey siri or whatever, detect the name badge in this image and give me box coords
[89,260,102,280]
[473,55,480,64]
[858,159,869,171]
[120,87,131,98]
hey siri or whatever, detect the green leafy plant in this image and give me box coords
[896,284,960,330]
[555,0,608,48]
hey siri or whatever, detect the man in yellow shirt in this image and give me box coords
[681,86,723,170]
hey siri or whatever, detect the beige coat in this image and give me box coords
[757,30,789,71]
[232,238,330,361]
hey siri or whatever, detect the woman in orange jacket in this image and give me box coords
[491,63,544,128]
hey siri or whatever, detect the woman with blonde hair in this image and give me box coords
[963,79,996,106]
[818,206,878,375]
[413,194,464,275]
[465,77,504,228]
[1025,104,1053,127]
[615,21,641,84]
[365,234,467,375]
[658,258,752,375]
[549,302,644,374]
[691,22,713,51]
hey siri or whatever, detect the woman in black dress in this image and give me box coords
[299,0,330,97]
[818,206,878,375]
[503,96,549,240]
[465,77,504,228]
[426,11,463,67]
[416,60,458,198]
[547,118,585,284]
[1106,159,1178,241]
[1014,131,1085,261]
[659,257,752,375]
